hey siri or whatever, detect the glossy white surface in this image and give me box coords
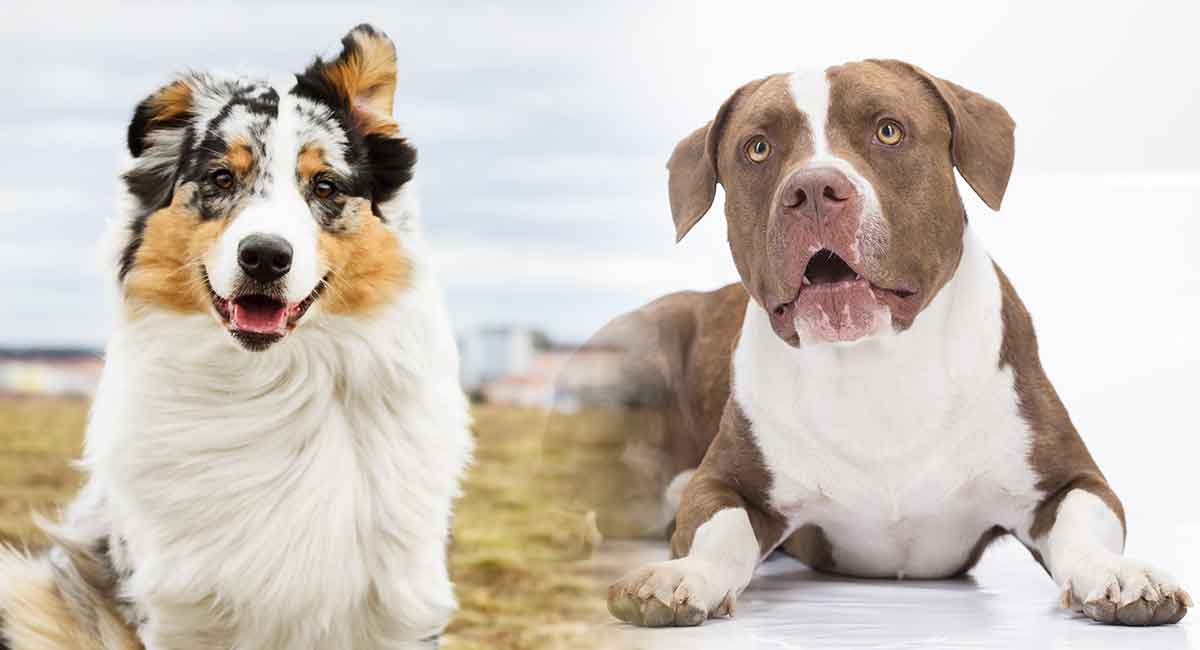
[603,523,1196,649]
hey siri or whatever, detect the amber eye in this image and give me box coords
[313,177,338,200]
[745,136,772,163]
[876,120,904,146]
[210,169,235,190]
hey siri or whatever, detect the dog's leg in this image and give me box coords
[607,397,787,627]
[1032,488,1191,625]
[608,506,765,627]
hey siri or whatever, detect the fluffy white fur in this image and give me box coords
[59,118,474,648]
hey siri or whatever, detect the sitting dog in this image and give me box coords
[0,24,472,649]
[599,60,1190,627]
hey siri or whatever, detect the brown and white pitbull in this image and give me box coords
[600,60,1192,627]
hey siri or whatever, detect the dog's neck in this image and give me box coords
[732,226,1008,457]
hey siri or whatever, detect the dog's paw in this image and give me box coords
[1061,556,1191,626]
[607,559,735,627]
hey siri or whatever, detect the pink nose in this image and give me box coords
[779,167,857,224]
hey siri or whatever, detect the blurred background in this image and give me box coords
[1,2,1198,648]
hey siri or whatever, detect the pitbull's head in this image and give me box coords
[668,60,1015,346]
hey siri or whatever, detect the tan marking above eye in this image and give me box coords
[876,119,904,146]
[298,144,328,181]
[226,140,254,176]
[745,136,772,163]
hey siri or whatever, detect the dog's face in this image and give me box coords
[668,60,1015,346]
[115,25,415,351]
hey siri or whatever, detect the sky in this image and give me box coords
[2,1,1199,349]
[3,1,1198,602]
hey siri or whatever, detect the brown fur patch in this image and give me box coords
[225,139,254,178]
[780,523,836,571]
[670,397,789,559]
[318,201,410,315]
[123,184,225,316]
[146,81,192,126]
[552,283,749,536]
[297,144,327,182]
[995,264,1125,548]
[321,28,399,135]
[952,525,1008,577]
[0,549,140,650]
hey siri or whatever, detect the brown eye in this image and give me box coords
[745,136,772,163]
[210,169,235,190]
[876,120,904,146]
[313,177,338,200]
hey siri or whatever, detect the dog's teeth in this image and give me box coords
[855,273,862,280]
[802,275,812,286]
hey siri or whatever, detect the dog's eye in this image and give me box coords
[210,169,235,190]
[876,120,904,146]
[313,177,338,200]
[745,136,772,163]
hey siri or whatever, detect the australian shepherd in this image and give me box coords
[0,24,472,649]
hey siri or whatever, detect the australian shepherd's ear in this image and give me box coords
[293,24,416,211]
[121,77,197,251]
[127,78,195,158]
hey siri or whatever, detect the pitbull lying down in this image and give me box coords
[602,60,1191,627]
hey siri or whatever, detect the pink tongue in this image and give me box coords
[231,299,288,333]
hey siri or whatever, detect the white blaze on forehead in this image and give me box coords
[788,68,833,160]
[291,95,355,178]
[205,90,324,305]
[786,67,889,268]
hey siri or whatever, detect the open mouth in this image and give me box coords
[772,249,918,314]
[204,273,324,351]
[782,250,921,309]
[768,249,918,344]
[801,249,861,287]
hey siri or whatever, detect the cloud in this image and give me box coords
[1,2,1199,347]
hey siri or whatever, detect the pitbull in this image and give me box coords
[600,60,1192,627]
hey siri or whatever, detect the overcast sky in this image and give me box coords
[2,1,1199,347]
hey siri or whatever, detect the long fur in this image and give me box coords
[1,25,472,650]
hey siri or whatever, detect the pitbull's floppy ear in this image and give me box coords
[667,79,765,242]
[884,61,1015,211]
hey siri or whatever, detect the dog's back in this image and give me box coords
[549,282,747,536]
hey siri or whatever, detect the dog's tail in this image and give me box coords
[0,532,140,650]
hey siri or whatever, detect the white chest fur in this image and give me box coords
[79,276,472,649]
[732,229,1041,578]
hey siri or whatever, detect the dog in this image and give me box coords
[590,60,1191,628]
[0,24,472,649]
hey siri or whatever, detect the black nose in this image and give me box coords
[237,234,293,283]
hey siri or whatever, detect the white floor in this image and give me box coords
[599,519,1198,650]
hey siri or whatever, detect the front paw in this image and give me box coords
[1061,556,1191,626]
[607,559,735,627]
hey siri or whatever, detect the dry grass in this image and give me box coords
[0,396,618,650]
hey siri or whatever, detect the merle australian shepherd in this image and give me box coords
[0,24,472,649]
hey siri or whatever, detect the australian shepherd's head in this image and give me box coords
[114,24,416,352]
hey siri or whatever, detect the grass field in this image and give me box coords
[0,396,616,650]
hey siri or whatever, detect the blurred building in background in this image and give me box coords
[0,331,622,408]
[458,326,621,408]
[0,348,103,397]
